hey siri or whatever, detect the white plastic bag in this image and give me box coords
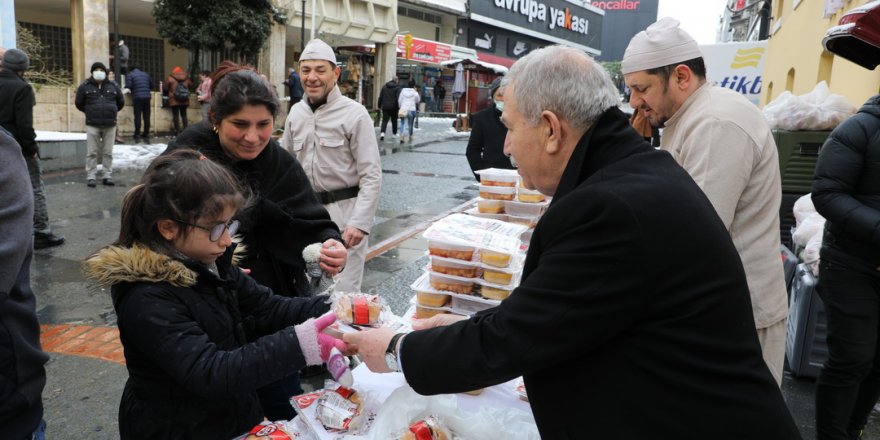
[763,81,856,130]
[803,229,824,277]
[792,212,826,249]
[365,386,540,440]
[792,193,816,225]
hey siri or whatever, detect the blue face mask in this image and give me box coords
[495,101,505,112]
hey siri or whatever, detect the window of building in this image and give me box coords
[19,22,73,76]
[766,81,774,102]
[785,68,795,92]
[398,6,443,25]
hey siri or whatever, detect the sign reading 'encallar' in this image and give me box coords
[493,0,591,35]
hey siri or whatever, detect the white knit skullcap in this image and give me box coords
[621,17,703,74]
[299,39,337,65]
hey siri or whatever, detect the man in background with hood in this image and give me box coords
[377,75,401,141]
[0,48,66,249]
[76,61,124,187]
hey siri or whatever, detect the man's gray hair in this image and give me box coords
[507,45,619,133]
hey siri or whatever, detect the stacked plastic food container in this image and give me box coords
[410,213,528,319]
[469,168,550,245]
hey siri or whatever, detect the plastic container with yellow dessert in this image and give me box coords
[478,184,516,201]
[480,284,513,300]
[479,249,513,268]
[429,271,476,295]
[476,198,505,214]
[416,291,451,307]
[482,267,515,285]
[504,200,548,217]
[426,237,476,261]
[474,168,520,187]
[429,255,479,278]
[465,206,508,221]
[517,187,546,203]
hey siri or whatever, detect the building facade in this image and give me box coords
[761,0,880,107]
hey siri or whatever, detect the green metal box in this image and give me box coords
[773,130,832,194]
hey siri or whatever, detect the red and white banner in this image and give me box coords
[397,35,452,64]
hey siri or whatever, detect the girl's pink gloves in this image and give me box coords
[295,312,347,366]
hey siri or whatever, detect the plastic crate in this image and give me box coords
[773,130,831,194]
[786,263,828,379]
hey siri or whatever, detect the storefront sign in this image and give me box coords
[591,1,642,10]
[469,0,603,54]
[397,35,452,64]
[507,40,532,57]
[472,32,497,52]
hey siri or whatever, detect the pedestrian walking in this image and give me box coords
[623,17,788,385]
[433,79,446,112]
[196,70,212,121]
[75,61,124,187]
[282,66,303,111]
[165,66,192,134]
[282,39,381,294]
[165,61,348,421]
[0,126,49,440]
[377,76,401,141]
[812,95,880,440]
[126,62,152,143]
[344,44,802,439]
[0,48,65,248]
[398,79,420,143]
[83,149,346,440]
[466,77,513,180]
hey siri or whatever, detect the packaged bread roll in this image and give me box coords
[333,293,381,325]
[399,416,451,440]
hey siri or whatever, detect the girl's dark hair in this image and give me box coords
[208,60,279,125]
[115,149,250,250]
[408,79,416,88]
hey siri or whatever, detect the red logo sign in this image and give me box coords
[397,35,452,64]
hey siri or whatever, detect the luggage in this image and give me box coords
[786,263,828,378]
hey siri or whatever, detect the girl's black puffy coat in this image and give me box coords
[86,244,329,439]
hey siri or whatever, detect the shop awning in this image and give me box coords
[475,52,516,69]
[822,0,880,69]
[440,58,509,74]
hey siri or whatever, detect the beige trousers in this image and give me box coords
[324,197,367,293]
[757,318,787,386]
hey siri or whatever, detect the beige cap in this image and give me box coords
[299,39,337,65]
[621,17,703,75]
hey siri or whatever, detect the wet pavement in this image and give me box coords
[29,118,880,439]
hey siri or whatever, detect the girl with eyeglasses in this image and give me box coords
[83,150,345,439]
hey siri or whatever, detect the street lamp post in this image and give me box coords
[301,0,305,53]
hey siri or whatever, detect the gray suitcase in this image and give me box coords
[786,263,828,379]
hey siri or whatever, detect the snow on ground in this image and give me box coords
[113,143,168,170]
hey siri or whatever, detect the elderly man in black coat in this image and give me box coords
[345,45,801,439]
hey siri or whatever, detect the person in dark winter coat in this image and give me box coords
[432,80,446,112]
[165,66,193,134]
[75,61,124,187]
[0,126,49,440]
[812,94,880,440]
[125,63,153,143]
[282,66,303,111]
[377,76,401,141]
[345,45,802,440]
[83,150,346,440]
[0,48,65,249]
[164,61,347,421]
[466,77,514,180]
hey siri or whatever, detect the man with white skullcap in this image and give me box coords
[280,39,381,293]
[623,17,788,385]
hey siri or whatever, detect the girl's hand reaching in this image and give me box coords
[294,312,347,366]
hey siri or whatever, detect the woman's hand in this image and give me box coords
[319,239,348,276]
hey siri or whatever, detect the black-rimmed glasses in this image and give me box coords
[174,219,240,242]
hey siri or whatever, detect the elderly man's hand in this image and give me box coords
[342,226,366,248]
[343,328,397,373]
[411,313,468,330]
[319,239,348,276]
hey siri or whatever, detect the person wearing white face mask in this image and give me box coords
[465,77,514,181]
[75,62,124,187]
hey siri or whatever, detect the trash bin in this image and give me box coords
[786,263,828,379]
[773,129,832,249]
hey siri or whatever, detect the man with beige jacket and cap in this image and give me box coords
[281,39,382,292]
[623,17,788,385]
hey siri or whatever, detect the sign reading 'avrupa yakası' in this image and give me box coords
[469,0,603,54]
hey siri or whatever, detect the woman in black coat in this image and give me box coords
[163,61,346,421]
[465,78,515,180]
[812,95,880,440]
